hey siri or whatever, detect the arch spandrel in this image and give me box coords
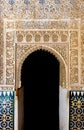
[15,45,68,90]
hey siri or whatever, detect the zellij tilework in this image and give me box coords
[69,91,84,130]
[0,91,14,130]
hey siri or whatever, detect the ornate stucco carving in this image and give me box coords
[70,31,79,85]
[0,20,4,84]
[1,18,83,90]
[0,2,84,130]
[6,31,15,85]
[81,20,84,30]
[0,85,14,91]
[0,0,84,19]
[16,31,69,44]
[0,0,84,91]
[16,44,68,67]
[15,44,68,89]
[81,31,84,84]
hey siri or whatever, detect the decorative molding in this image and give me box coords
[81,31,84,84]
[0,85,14,91]
[15,44,68,89]
[5,19,80,30]
[70,31,79,85]
[1,19,83,90]
[6,31,15,85]
[0,20,4,84]
[0,18,83,89]
[16,31,69,43]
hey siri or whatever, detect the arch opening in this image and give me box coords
[19,49,60,130]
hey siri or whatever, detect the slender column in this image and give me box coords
[14,95,18,130]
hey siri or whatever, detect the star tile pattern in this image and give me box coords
[69,91,84,130]
[0,91,14,130]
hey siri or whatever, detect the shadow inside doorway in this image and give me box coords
[19,50,60,130]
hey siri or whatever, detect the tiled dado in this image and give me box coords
[69,91,84,130]
[0,91,14,130]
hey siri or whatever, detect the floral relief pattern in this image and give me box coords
[0,0,84,19]
[15,44,68,89]
[70,31,79,86]
[2,18,83,89]
[0,1,84,130]
[0,1,84,90]
[16,31,69,43]
[0,20,4,84]
[81,32,84,84]
[6,32,15,85]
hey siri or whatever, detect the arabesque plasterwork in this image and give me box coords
[0,20,4,85]
[0,2,84,130]
[15,44,68,89]
[1,18,83,90]
[0,0,84,19]
[0,0,84,90]
[81,31,84,84]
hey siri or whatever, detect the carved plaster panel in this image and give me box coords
[0,85,14,91]
[1,18,83,91]
[15,44,68,89]
[81,31,84,84]
[13,20,79,30]
[6,31,15,85]
[0,0,84,19]
[0,0,34,19]
[79,1,84,19]
[3,19,83,90]
[0,20,4,84]
[81,20,84,30]
[70,31,79,85]
[35,0,81,19]
[16,31,69,44]
[15,20,70,29]
[5,19,70,88]
[16,44,68,65]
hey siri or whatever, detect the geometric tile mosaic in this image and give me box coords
[69,91,84,130]
[0,91,14,130]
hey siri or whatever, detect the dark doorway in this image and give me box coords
[20,50,59,130]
